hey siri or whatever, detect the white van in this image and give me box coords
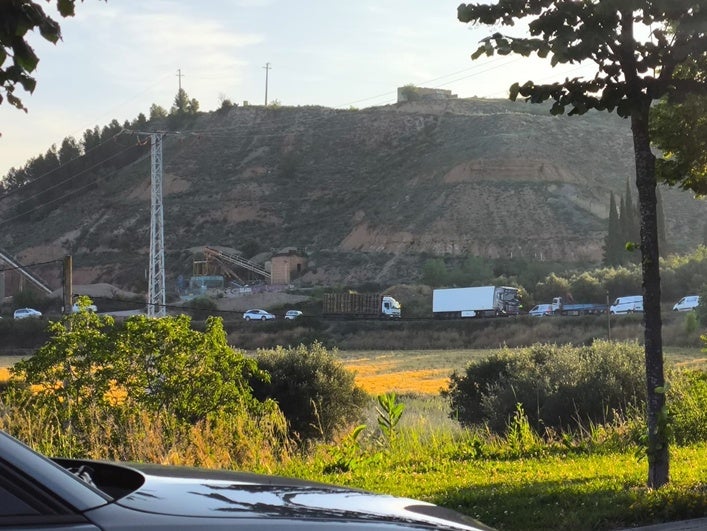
[673,295,700,312]
[610,295,643,314]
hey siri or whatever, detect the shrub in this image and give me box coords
[697,285,707,326]
[251,342,368,443]
[569,271,606,303]
[5,313,287,463]
[669,369,707,445]
[183,296,218,320]
[533,273,570,303]
[445,340,645,434]
[11,313,268,424]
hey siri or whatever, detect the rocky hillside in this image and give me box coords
[1,98,705,293]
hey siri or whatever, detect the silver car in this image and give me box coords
[243,309,276,321]
[0,430,493,530]
[13,307,42,319]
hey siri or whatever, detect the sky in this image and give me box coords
[0,0,598,177]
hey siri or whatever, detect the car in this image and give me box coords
[243,309,276,321]
[673,295,700,312]
[528,304,553,317]
[0,429,492,530]
[13,307,42,320]
[284,309,303,320]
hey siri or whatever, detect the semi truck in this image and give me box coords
[322,293,402,319]
[432,286,520,319]
[550,296,607,316]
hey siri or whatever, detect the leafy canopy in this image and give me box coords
[11,305,268,424]
[0,0,88,111]
[458,1,707,117]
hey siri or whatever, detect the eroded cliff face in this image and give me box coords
[2,98,704,290]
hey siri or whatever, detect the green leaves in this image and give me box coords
[11,308,264,426]
[376,392,405,442]
[0,0,83,111]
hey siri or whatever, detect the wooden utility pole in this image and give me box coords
[63,255,72,315]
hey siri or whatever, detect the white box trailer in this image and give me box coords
[432,286,520,319]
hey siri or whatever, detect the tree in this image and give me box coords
[421,258,448,286]
[149,103,167,120]
[457,1,707,488]
[0,0,84,112]
[650,88,707,195]
[656,187,667,255]
[170,88,199,116]
[623,177,639,247]
[603,192,623,266]
[58,136,82,165]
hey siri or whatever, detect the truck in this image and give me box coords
[550,296,607,316]
[322,293,401,319]
[432,286,520,319]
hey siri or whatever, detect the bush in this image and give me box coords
[669,369,707,445]
[533,273,570,303]
[251,342,368,443]
[445,340,645,433]
[4,313,287,463]
[183,296,218,320]
[11,313,268,424]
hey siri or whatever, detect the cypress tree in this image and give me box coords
[656,187,667,256]
[603,192,622,266]
[625,177,640,244]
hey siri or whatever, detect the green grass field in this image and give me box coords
[3,346,707,530]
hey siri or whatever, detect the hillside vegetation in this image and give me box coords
[1,98,706,294]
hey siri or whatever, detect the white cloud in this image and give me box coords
[0,0,605,177]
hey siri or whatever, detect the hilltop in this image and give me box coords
[1,97,705,294]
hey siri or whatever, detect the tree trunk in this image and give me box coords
[631,102,669,488]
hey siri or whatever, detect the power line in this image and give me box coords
[0,258,63,274]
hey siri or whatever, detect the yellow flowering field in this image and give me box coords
[338,350,491,396]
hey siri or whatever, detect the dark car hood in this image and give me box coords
[113,464,490,530]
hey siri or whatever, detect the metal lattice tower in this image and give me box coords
[147,133,166,317]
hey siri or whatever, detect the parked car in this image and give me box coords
[243,309,276,321]
[610,295,643,314]
[673,295,700,312]
[285,309,303,320]
[528,304,553,316]
[13,307,42,319]
[0,429,492,530]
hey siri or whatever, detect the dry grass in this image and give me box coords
[339,349,493,396]
[3,347,706,397]
[340,347,707,396]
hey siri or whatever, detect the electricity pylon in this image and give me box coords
[147,132,166,317]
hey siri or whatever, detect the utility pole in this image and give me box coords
[177,68,184,92]
[263,62,271,106]
[147,133,166,317]
[63,255,72,315]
